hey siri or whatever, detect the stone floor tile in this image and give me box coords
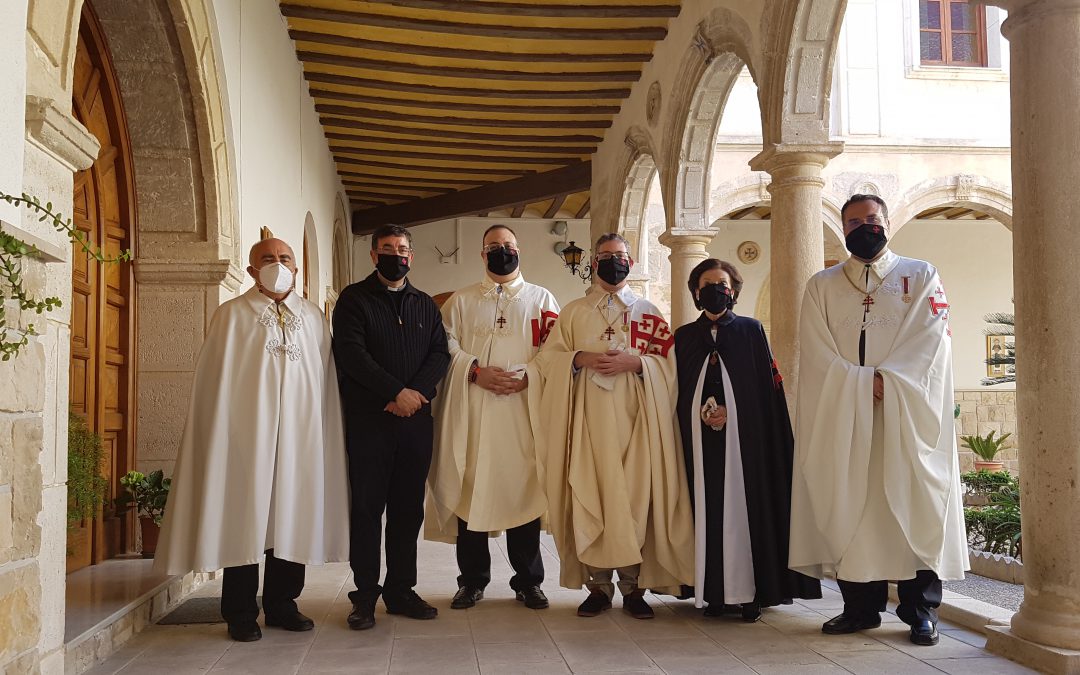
[923,656,1039,674]
[207,644,308,674]
[388,636,479,674]
[297,647,392,674]
[553,632,658,672]
[479,662,572,675]
[941,628,989,649]
[474,640,565,666]
[825,649,944,674]
[748,664,851,675]
[875,630,990,659]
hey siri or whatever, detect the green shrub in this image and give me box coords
[67,413,108,524]
[963,472,1022,558]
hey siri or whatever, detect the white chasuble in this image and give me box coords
[530,285,694,593]
[427,274,560,542]
[155,287,350,575]
[789,250,968,582]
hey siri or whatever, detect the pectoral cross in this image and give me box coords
[862,295,875,311]
[603,326,616,341]
[496,315,507,329]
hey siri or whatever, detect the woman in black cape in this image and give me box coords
[674,259,820,621]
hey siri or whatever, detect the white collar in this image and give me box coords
[245,285,303,317]
[844,248,899,287]
[481,272,525,298]
[587,283,637,309]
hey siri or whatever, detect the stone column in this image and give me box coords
[658,229,715,328]
[749,144,842,406]
[985,1,1080,670]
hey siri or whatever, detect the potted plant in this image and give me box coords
[117,470,171,558]
[67,413,108,555]
[960,429,1012,473]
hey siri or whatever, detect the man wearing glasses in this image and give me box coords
[789,194,967,647]
[531,233,694,620]
[426,224,560,611]
[333,224,450,631]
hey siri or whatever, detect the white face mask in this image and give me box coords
[258,262,294,294]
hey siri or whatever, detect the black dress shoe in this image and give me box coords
[909,619,940,646]
[347,596,377,631]
[227,621,262,642]
[821,612,882,634]
[265,609,315,631]
[576,591,612,617]
[451,586,484,609]
[622,591,654,620]
[515,585,549,609]
[741,602,762,623]
[384,590,438,620]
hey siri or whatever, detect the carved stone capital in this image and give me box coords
[24,95,100,172]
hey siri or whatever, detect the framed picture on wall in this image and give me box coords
[986,334,1014,377]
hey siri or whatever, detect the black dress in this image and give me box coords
[674,311,821,608]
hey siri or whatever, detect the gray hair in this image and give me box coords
[593,232,631,252]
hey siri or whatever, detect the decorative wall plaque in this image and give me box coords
[737,240,761,265]
[646,81,662,127]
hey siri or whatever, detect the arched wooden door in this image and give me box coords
[68,2,136,572]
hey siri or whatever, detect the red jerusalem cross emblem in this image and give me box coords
[927,285,950,321]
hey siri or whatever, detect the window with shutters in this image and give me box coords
[920,0,987,67]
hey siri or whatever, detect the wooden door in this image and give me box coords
[68,3,136,572]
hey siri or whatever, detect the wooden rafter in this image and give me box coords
[279,5,669,41]
[543,194,567,218]
[321,116,604,143]
[575,198,591,219]
[310,89,621,116]
[337,170,487,186]
[304,71,631,100]
[332,145,584,165]
[510,204,527,218]
[351,162,591,232]
[288,29,654,63]
[335,155,532,175]
[326,131,594,155]
[361,1,680,18]
[316,104,613,129]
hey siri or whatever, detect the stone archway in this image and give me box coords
[891,175,1013,232]
[331,194,351,293]
[302,212,319,302]
[617,153,668,313]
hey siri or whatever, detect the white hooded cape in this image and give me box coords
[789,252,967,582]
[155,287,350,575]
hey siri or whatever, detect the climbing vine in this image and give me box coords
[0,191,131,361]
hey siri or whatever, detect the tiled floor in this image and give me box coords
[84,535,1036,674]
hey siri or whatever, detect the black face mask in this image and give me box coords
[486,247,519,276]
[698,283,733,314]
[596,257,630,286]
[845,223,888,261]
[376,254,410,282]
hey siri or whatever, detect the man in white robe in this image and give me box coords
[428,224,560,611]
[156,238,349,642]
[789,195,968,647]
[531,233,694,620]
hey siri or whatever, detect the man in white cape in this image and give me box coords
[427,224,559,611]
[531,233,694,620]
[789,195,967,647]
[155,238,349,642]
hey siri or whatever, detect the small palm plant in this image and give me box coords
[960,430,1012,463]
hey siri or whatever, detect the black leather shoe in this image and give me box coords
[909,619,940,646]
[347,596,378,631]
[821,612,882,634]
[515,586,549,609]
[227,621,262,642]
[741,602,762,623]
[622,591,654,620]
[576,591,612,617]
[451,586,484,609]
[384,590,438,620]
[265,609,315,631]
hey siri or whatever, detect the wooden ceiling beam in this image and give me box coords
[336,155,532,175]
[917,206,951,219]
[342,180,452,194]
[347,187,435,201]
[351,162,591,232]
[510,204,527,218]
[321,115,604,143]
[288,29,654,63]
[349,197,391,207]
[338,169,487,186]
[310,88,621,115]
[305,71,631,100]
[333,146,583,165]
[543,194,567,218]
[297,51,641,83]
[280,4,669,41]
[326,131,594,155]
[316,104,612,129]
[575,197,591,219]
[363,1,680,18]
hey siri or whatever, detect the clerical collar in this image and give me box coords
[843,248,898,287]
[385,282,407,293]
[587,283,637,309]
[481,273,525,298]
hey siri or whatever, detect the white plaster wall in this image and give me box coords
[0,0,27,222]
[212,0,345,307]
[358,218,592,308]
[706,220,772,323]
[891,218,1014,389]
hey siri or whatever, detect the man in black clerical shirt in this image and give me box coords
[333,224,450,631]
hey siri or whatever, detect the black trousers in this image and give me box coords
[838,570,942,625]
[346,411,434,601]
[220,549,305,625]
[456,517,544,591]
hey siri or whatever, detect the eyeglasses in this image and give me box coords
[596,251,630,262]
[482,243,519,254]
[377,245,413,256]
[847,215,884,228]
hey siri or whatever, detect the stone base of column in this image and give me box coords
[986,626,1080,674]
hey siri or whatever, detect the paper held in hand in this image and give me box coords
[701,396,725,431]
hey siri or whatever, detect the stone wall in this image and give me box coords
[955,389,1018,473]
